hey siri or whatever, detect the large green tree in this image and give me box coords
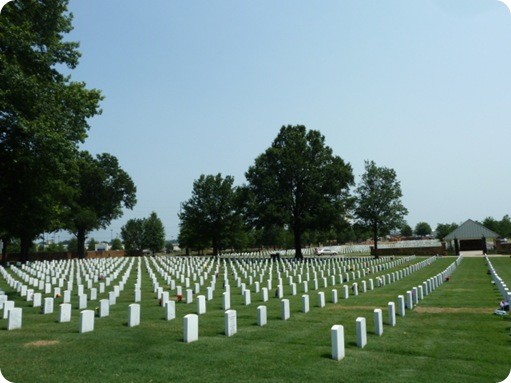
[400,223,413,237]
[64,152,136,258]
[483,215,511,238]
[179,174,243,256]
[121,218,145,251]
[414,222,432,237]
[354,160,408,258]
[0,0,103,261]
[143,211,165,255]
[244,125,354,259]
[435,222,459,241]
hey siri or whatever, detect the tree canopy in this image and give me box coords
[414,222,432,237]
[400,223,413,237]
[64,151,136,258]
[143,212,165,255]
[354,160,408,258]
[121,212,165,255]
[435,222,459,241]
[179,174,243,255]
[121,218,145,252]
[483,215,511,238]
[244,125,354,259]
[0,0,103,261]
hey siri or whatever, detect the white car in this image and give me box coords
[316,248,338,256]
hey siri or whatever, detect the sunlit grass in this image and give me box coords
[0,255,509,383]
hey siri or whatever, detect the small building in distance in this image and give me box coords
[443,219,500,255]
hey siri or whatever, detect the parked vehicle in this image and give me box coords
[315,248,338,256]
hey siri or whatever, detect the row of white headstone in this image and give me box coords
[178,257,452,344]
[0,254,436,332]
[331,254,464,360]
[0,257,141,331]
[485,256,510,302]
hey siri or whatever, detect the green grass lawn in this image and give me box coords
[0,255,509,383]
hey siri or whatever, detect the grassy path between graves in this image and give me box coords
[0,256,509,383]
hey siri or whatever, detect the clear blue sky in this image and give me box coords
[60,0,511,242]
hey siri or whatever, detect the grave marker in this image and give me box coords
[331,325,345,361]
[128,303,140,327]
[257,305,267,327]
[79,310,95,333]
[356,317,367,348]
[59,303,72,323]
[43,297,54,314]
[282,299,290,320]
[184,314,199,343]
[374,309,383,336]
[225,309,237,337]
[7,308,22,331]
[165,300,176,321]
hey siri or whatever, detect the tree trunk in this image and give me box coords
[77,229,87,259]
[293,226,303,260]
[373,223,379,259]
[20,235,32,263]
[1,238,7,265]
[212,237,219,256]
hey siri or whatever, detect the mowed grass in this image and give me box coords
[0,255,509,383]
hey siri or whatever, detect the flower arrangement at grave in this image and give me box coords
[95,306,99,316]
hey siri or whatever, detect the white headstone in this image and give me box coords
[78,294,88,310]
[388,301,396,326]
[331,325,345,361]
[59,303,72,323]
[406,291,413,309]
[134,289,141,303]
[161,291,169,307]
[43,297,54,314]
[7,307,22,330]
[397,295,405,317]
[343,285,349,299]
[331,289,338,304]
[63,290,71,304]
[225,309,237,337]
[186,289,193,304]
[184,314,199,343]
[196,295,206,315]
[353,283,359,296]
[128,303,141,327]
[165,300,176,321]
[257,305,267,327]
[262,287,268,302]
[79,310,95,333]
[356,317,367,348]
[374,309,383,336]
[281,299,290,320]
[109,291,116,305]
[99,299,110,317]
[318,292,325,308]
[33,293,42,308]
[302,294,310,313]
[244,290,251,306]
[90,288,97,301]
